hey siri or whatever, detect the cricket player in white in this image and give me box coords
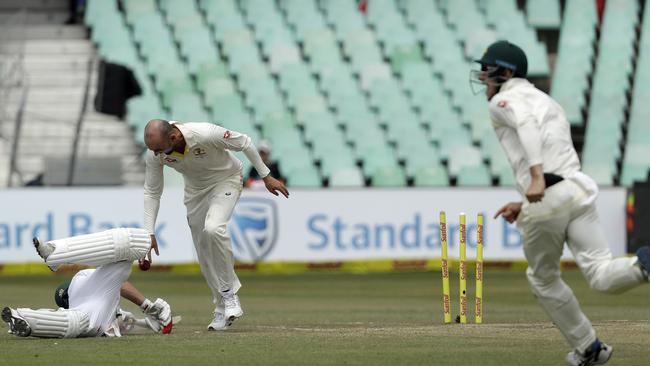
[2,228,174,338]
[143,119,289,330]
[471,40,650,366]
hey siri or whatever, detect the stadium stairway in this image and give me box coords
[0,0,144,186]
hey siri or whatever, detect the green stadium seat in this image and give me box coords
[360,149,400,177]
[128,95,167,144]
[210,95,247,122]
[437,129,473,160]
[303,123,343,146]
[413,167,449,187]
[402,144,442,174]
[621,164,650,186]
[345,125,384,149]
[583,164,615,186]
[85,0,119,26]
[371,167,407,187]
[159,75,195,109]
[447,146,484,176]
[123,0,158,25]
[496,165,516,186]
[170,94,209,122]
[320,151,357,179]
[201,80,236,104]
[288,167,322,187]
[196,62,230,89]
[456,165,492,186]
[276,147,314,176]
[329,167,365,187]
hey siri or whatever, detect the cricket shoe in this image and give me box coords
[2,307,31,337]
[565,339,612,366]
[32,237,57,271]
[223,293,244,323]
[207,312,233,331]
[636,246,650,280]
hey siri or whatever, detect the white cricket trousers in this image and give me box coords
[17,262,132,338]
[185,173,243,313]
[518,179,645,353]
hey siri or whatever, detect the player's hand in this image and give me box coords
[147,234,160,263]
[525,175,546,203]
[263,175,289,198]
[494,202,523,223]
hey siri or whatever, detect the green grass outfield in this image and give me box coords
[1,270,648,365]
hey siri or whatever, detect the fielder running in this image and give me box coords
[143,119,289,330]
[2,228,174,338]
[472,40,650,366]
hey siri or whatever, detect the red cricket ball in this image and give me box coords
[139,259,151,271]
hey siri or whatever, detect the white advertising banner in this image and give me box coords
[0,187,627,264]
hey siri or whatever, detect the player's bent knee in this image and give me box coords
[526,268,559,287]
[587,276,621,294]
[46,228,151,267]
[110,228,151,262]
[525,270,561,295]
[203,222,229,239]
[63,310,91,338]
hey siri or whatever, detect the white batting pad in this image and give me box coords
[46,228,151,267]
[17,308,90,338]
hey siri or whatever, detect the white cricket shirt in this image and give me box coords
[68,261,132,336]
[488,78,583,195]
[143,122,270,233]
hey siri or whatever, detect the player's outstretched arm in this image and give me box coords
[121,281,146,306]
[120,282,173,334]
[494,202,523,223]
[143,149,165,265]
[263,175,289,198]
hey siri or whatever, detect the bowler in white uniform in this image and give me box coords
[472,40,650,366]
[143,119,289,330]
[3,228,173,338]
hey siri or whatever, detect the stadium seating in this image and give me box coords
[550,0,597,127]
[526,0,561,29]
[622,1,650,186]
[583,0,639,185]
[83,0,650,188]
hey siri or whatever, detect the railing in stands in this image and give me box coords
[0,9,28,187]
[67,57,94,186]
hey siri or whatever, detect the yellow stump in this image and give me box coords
[459,213,467,324]
[475,214,484,324]
[440,211,451,324]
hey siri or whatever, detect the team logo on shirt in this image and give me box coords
[230,197,278,262]
[192,147,207,158]
[223,130,231,139]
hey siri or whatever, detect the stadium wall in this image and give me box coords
[0,187,627,274]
